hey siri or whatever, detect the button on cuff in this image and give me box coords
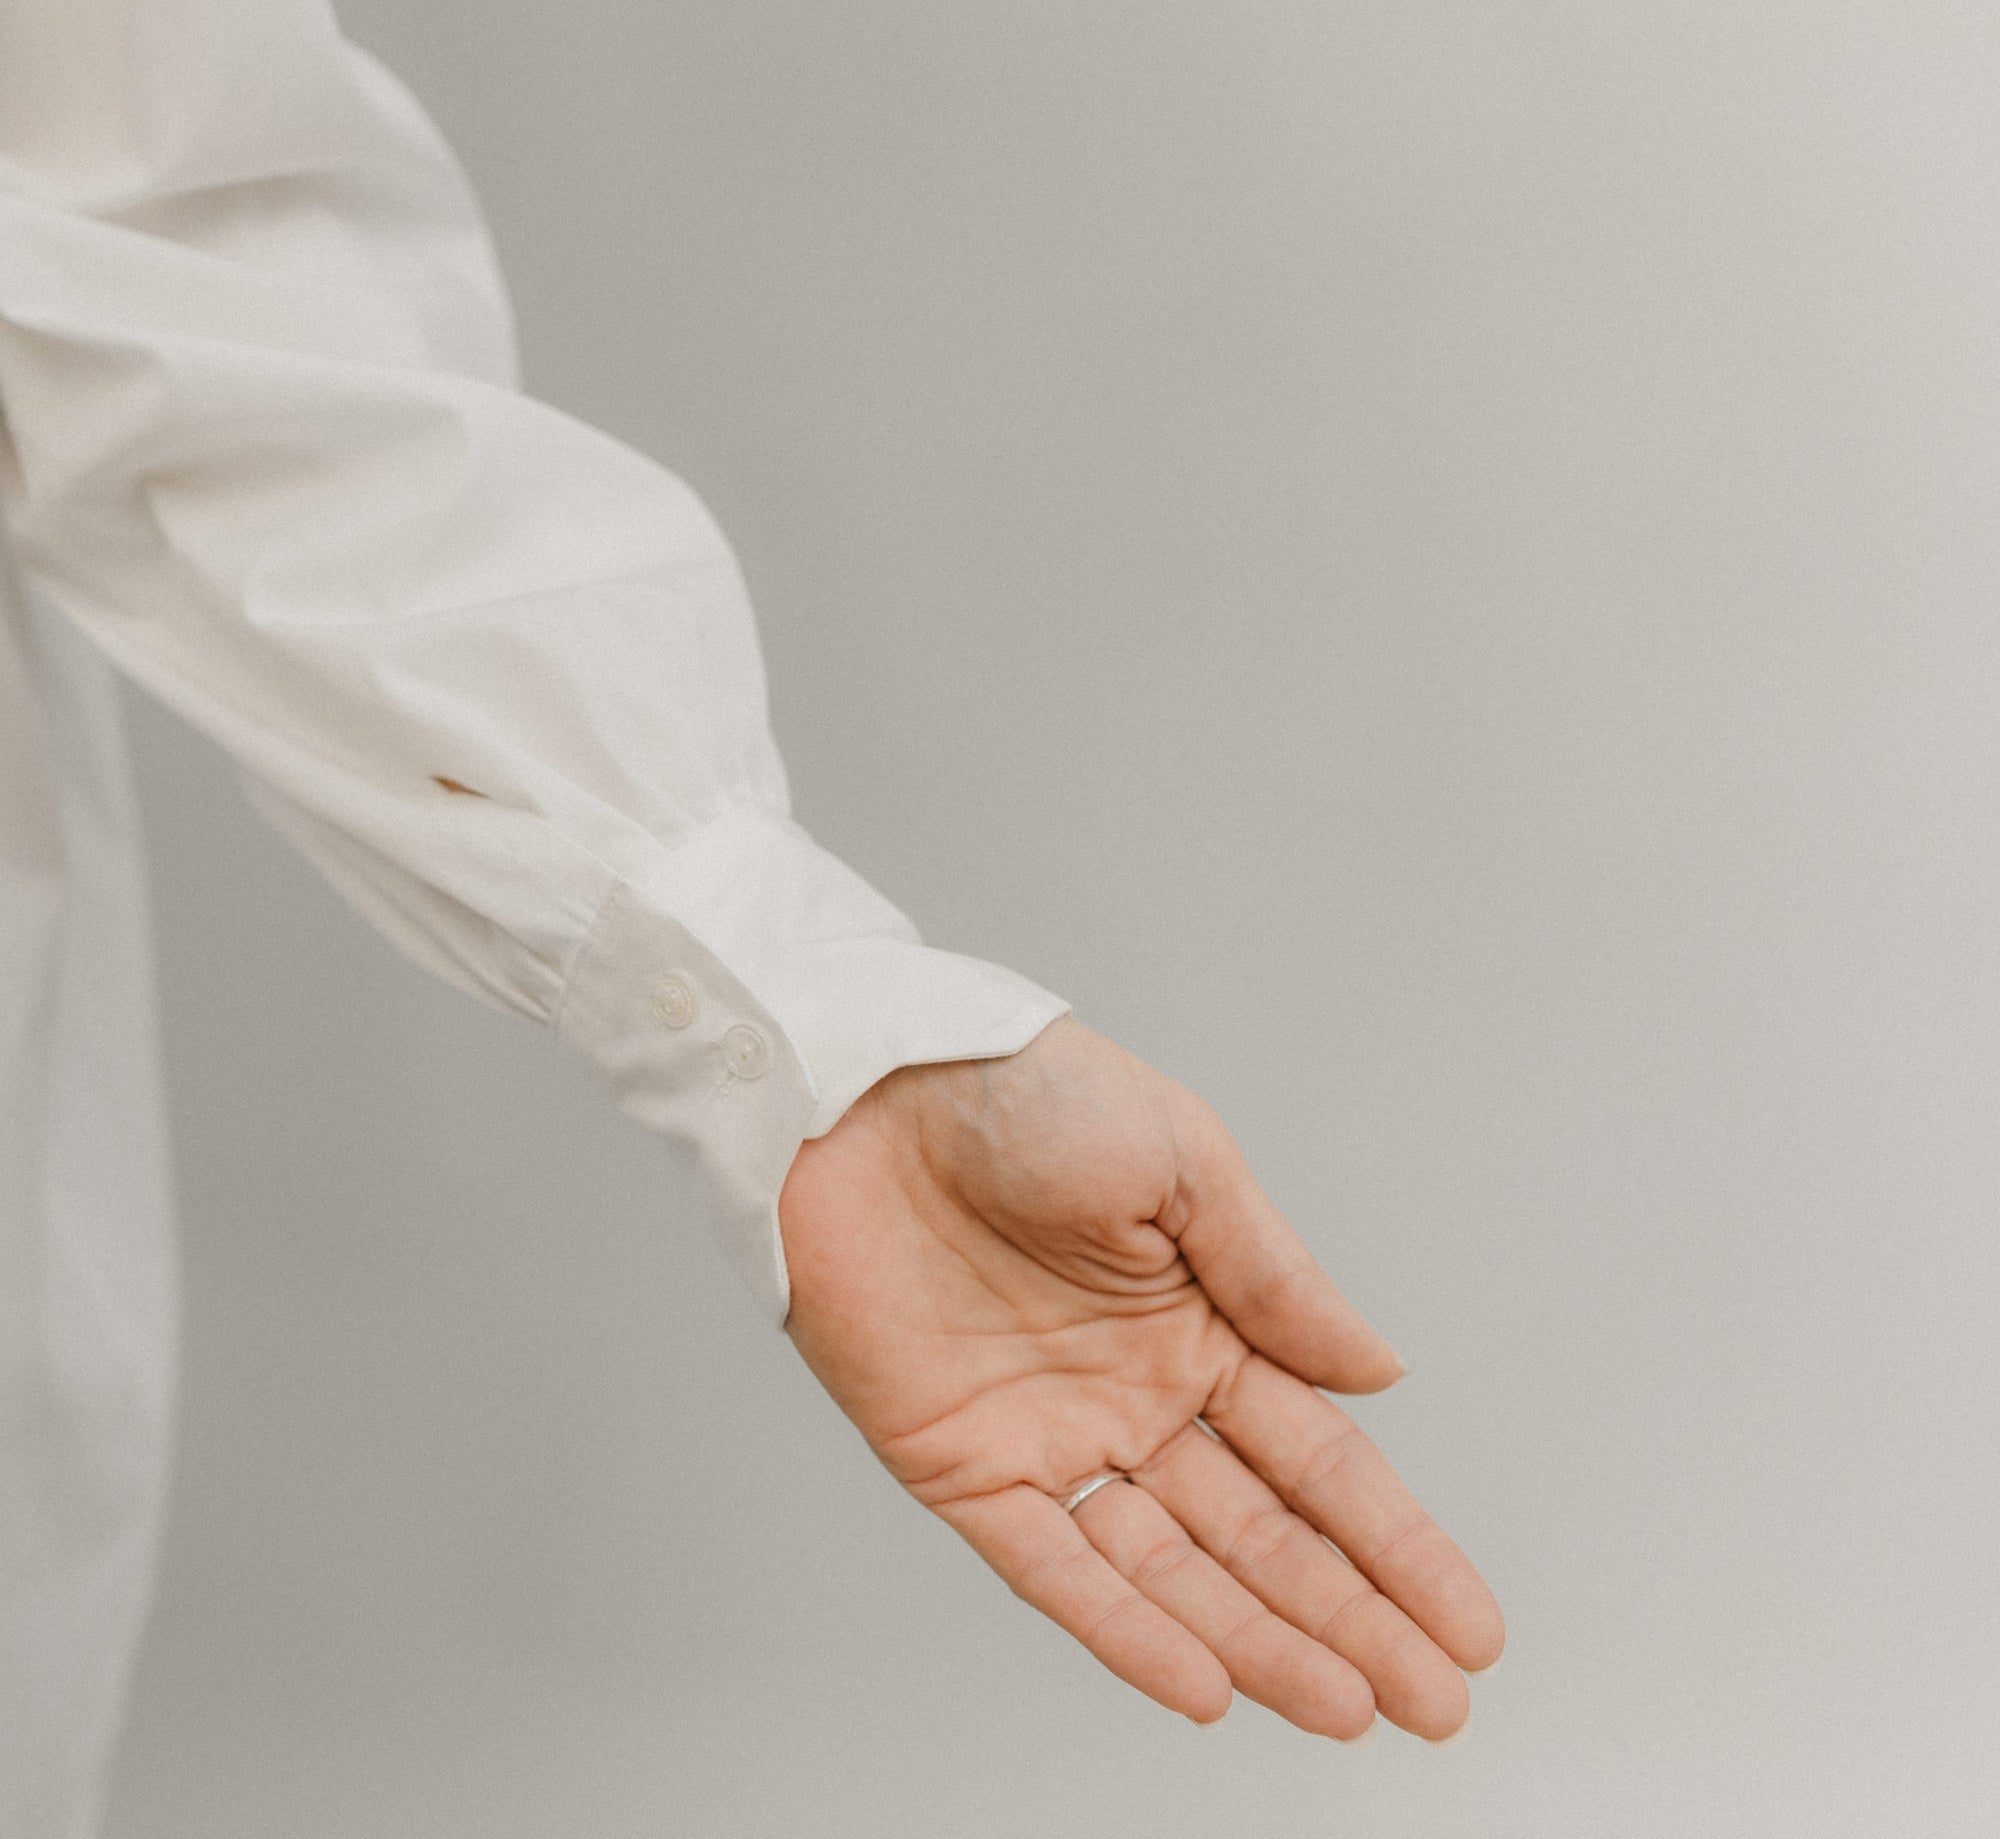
[555,879,817,1325]
[722,1022,770,1080]
[650,971,698,1028]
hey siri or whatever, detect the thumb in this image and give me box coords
[1165,1099,1405,1394]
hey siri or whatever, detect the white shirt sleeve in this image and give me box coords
[0,0,1069,1323]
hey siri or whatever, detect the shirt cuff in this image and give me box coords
[551,803,1070,1325]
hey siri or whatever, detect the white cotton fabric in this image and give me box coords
[0,1,1068,1830]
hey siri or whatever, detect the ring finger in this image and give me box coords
[1072,1476,1377,1740]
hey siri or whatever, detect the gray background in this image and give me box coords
[104,2,1999,1834]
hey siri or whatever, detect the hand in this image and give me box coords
[778,1015,1504,1739]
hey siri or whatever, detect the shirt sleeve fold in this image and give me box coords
[0,0,1068,1322]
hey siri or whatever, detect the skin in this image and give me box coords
[779,1014,1504,1740]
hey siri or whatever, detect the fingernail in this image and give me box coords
[1338,1719,1377,1748]
[1467,1652,1502,1677]
[1426,1724,1470,1750]
[1193,1715,1228,1735]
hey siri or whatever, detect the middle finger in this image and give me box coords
[1136,1422,1470,1739]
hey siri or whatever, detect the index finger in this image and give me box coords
[1202,1353,1505,1673]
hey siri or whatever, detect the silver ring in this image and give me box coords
[1057,1471,1128,1514]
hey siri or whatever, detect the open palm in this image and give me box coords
[779,1016,1504,1740]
